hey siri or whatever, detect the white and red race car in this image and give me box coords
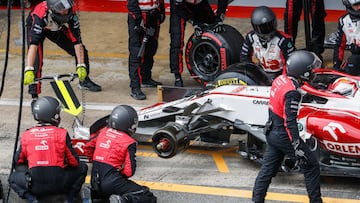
[69,64,360,178]
[129,67,360,178]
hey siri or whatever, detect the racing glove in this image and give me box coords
[350,43,360,54]
[174,0,184,11]
[76,64,87,81]
[213,13,226,33]
[174,0,187,18]
[23,66,35,85]
[134,15,144,33]
[193,23,203,37]
[292,138,308,167]
[332,61,343,72]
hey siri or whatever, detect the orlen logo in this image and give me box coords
[323,140,360,156]
[35,140,49,151]
[322,122,346,141]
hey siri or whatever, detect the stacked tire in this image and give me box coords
[185,24,244,85]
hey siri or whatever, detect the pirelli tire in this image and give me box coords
[185,24,244,85]
[212,62,273,87]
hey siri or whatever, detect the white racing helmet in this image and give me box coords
[328,77,359,97]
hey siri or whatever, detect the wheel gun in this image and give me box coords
[137,21,156,58]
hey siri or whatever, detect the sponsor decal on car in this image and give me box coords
[323,140,360,156]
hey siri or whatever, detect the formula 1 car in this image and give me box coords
[130,65,360,178]
[48,65,360,178]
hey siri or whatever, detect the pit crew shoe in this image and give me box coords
[24,193,38,203]
[174,77,184,87]
[131,88,146,100]
[109,194,125,203]
[324,32,337,46]
[80,185,92,203]
[79,78,102,92]
[141,79,162,88]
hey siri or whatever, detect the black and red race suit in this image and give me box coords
[127,0,164,89]
[284,0,326,55]
[9,125,88,199]
[84,127,156,201]
[169,0,228,75]
[240,31,295,80]
[26,1,89,97]
[333,13,360,75]
[252,75,322,203]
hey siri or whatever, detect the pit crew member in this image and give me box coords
[252,50,323,203]
[240,6,296,81]
[127,0,165,100]
[8,96,88,203]
[83,105,157,202]
[333,0,360,76]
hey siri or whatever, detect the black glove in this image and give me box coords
[213,13,225,33]
[160,4,166,24]
[134,16,144,33]
[332,61,342,71]
[174,0,184,12]
[194,24,203,37]
[350,43,360,54]
[292,139,308,167]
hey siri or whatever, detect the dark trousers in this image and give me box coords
[252,133,322,203]
[91,161,156,202]
[284,0,326,54]
[127,11,160,89]
[9,162,88,199]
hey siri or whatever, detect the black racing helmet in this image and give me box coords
[251,6,277,42]
[108,105,138,135]
[32,96,61,126]
[343,0,360,18]
[286,50,322,82]
[46,0,74,24]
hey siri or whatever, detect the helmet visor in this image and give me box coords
[253,22,275,35]
[300,53,322,81]
[308,54,323,69]
[128,118,138,135]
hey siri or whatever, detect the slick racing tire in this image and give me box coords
[212,62,272,87]
[185,24,244,85]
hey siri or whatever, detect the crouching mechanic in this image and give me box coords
[24,0,101,102]
[240,6,295,81]
[83,105,157,203]
[8,96,88,203]
[252,50,323,203]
